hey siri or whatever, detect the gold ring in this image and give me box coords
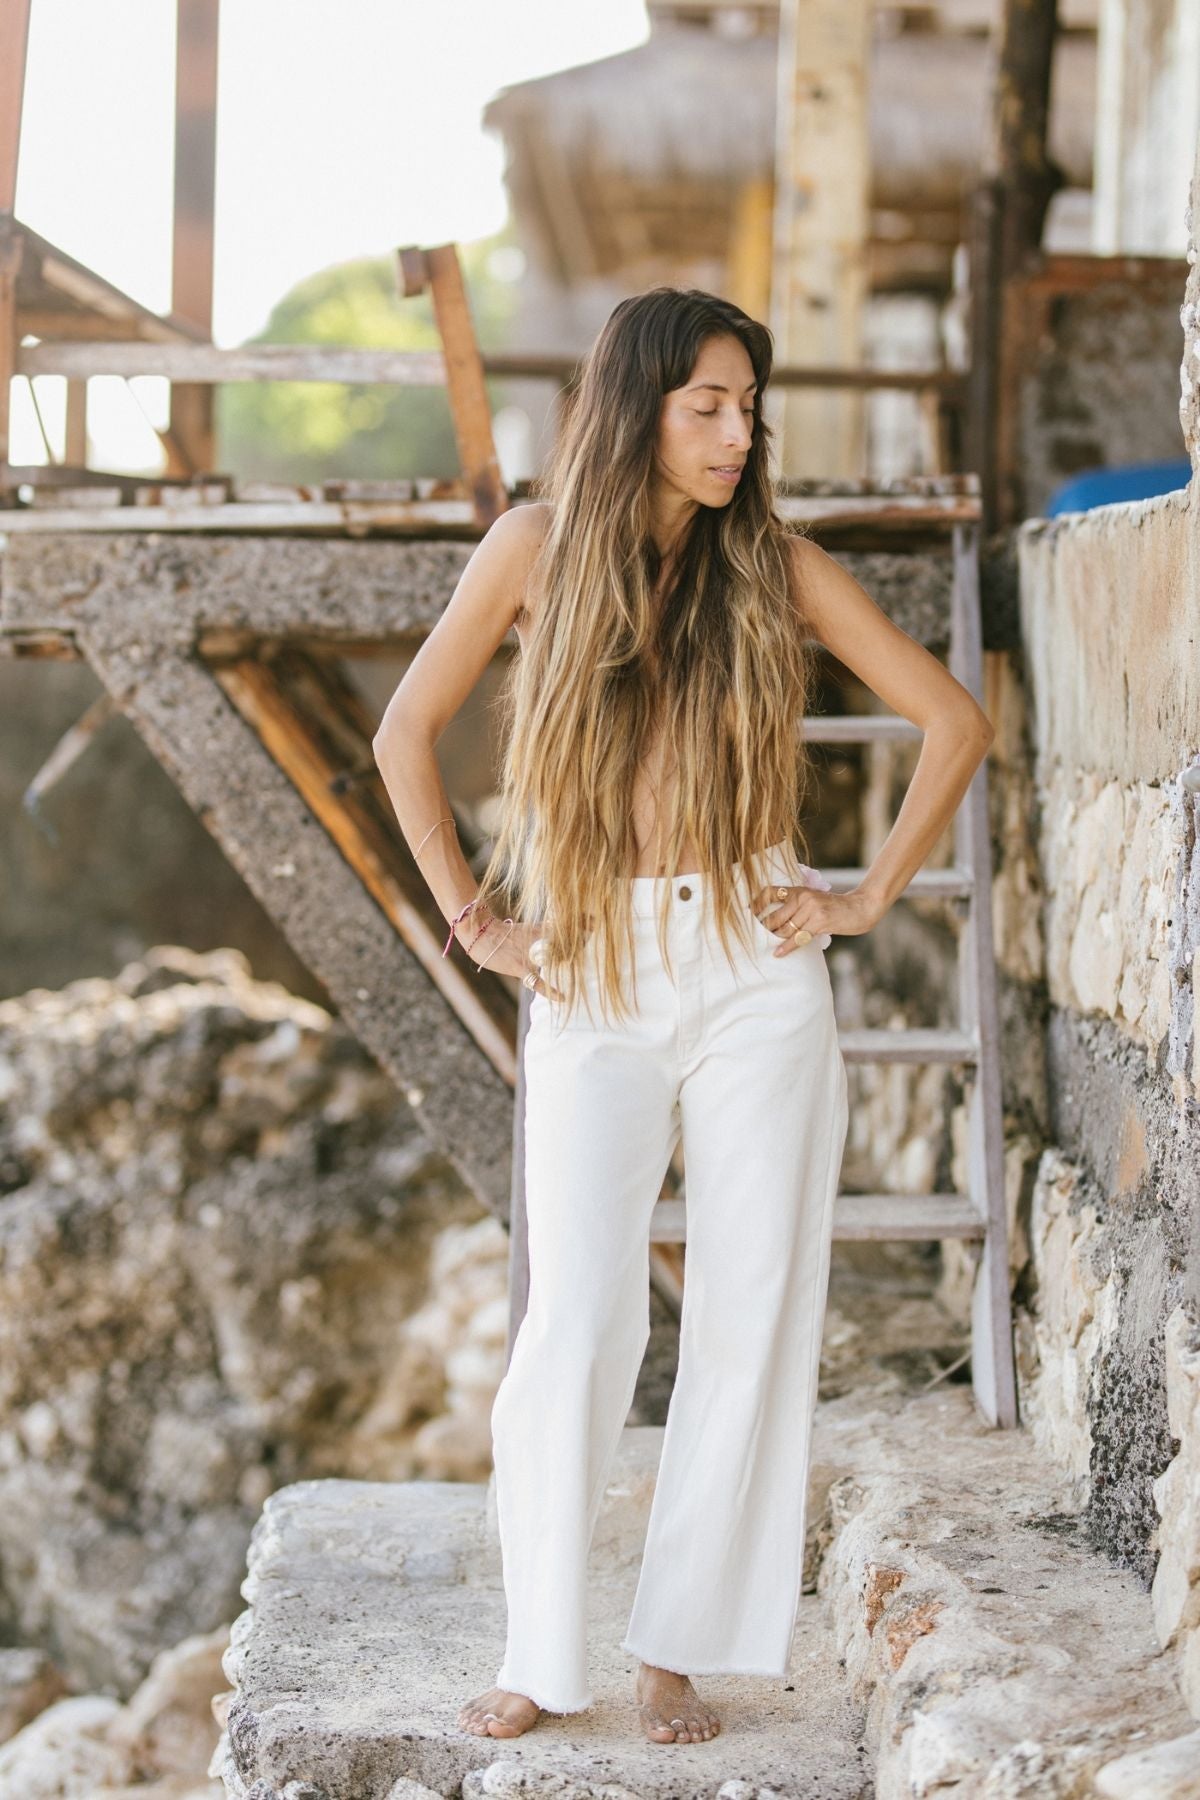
[775,884,788,899]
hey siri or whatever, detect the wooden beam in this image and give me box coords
[64,380,88,466]
[0,218,22,466]
[965,177,1004,529]
[170,0,220,474]
[398,243,508,529]
[0,488,980,537]
[729,176,776,323]
[214,648,520,1085]
[16,338,966,394]
[771,0,872,479]
[987,0,1062,273]
[0,0,31,214]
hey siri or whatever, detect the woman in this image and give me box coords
[372,288,993,1746]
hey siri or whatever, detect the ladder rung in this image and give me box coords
[802,714,922,743]
[649,1192,985,1243]
[832,1193,985,1240]
[821,865,972,899]
[838,1027,977,1064]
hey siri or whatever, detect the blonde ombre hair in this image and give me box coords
[473,286,819,1026]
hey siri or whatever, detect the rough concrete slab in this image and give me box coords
[213,1430,872,1800]
[0,532,962,649]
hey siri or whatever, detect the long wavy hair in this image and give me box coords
[473,286,819,1026]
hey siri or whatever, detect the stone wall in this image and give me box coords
[988,141,1200,1720]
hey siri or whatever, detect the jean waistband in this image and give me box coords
[625,838,795,918]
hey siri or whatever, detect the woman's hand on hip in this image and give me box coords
[749,870,885,954]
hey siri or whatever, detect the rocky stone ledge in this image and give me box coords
[817,1388,1199,1798]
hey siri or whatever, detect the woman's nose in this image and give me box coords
[725,414,752,452]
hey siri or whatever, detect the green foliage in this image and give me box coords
[217,231,522,483]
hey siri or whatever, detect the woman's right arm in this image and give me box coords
[372,502,548,959]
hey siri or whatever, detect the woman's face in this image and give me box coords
[653,333,757,509]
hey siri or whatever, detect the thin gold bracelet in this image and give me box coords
[414,815,456,860]
[475,919,515,971]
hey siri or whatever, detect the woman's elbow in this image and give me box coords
[928,701,993,756]
[372,702,423,769]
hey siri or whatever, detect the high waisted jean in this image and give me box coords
[489,838,849,1712]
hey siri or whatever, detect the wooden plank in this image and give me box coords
[170,0,219,475]
[965,177,1004,529]
[0,493,979,537]
[951,522,1017,1426]
[29,485,126,509]
[777,494,981,525]
[802,713,923,742]
[650,1192,986,1243]
[64,380,87,467]
[838,1027,977,1064]
[15,338,967,397]
[0,498,481,534]
[771,0,871,477]
[832,1193,986,1240]
[214,650,520,1087]
[0,629,81,660]
[417,243,508,529]
[0,0,31,214]
[1016,252,1189,295]
[0,221,21,468]
[986,0,1061,273]
[821,864,972,898]
[17,342,450,384]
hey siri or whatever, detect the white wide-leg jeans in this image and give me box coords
[490,839,849,1712]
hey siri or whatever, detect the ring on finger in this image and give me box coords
[792,923,812,945]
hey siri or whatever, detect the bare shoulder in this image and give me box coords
[496,500,552,627]
[784,529,841,622]
[493,498,553,555]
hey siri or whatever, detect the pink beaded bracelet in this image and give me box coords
[443,897,481,957]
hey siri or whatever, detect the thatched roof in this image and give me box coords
[482,20,1096,290]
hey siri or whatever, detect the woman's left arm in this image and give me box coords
[778,536,995,940]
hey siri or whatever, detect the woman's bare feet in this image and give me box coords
[634,1662,720,1743]
[457,1685,542,1737]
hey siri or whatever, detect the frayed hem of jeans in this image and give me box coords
[620,1641,789,1679]
[494,1672,593,1714]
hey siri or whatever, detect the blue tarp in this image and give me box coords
[1043,459,1192,516]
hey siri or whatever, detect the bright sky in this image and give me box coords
[12,0,649,467]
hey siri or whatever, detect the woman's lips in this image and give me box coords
[709,466,743,484]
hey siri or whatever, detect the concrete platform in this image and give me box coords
[213,1427,871,1800]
